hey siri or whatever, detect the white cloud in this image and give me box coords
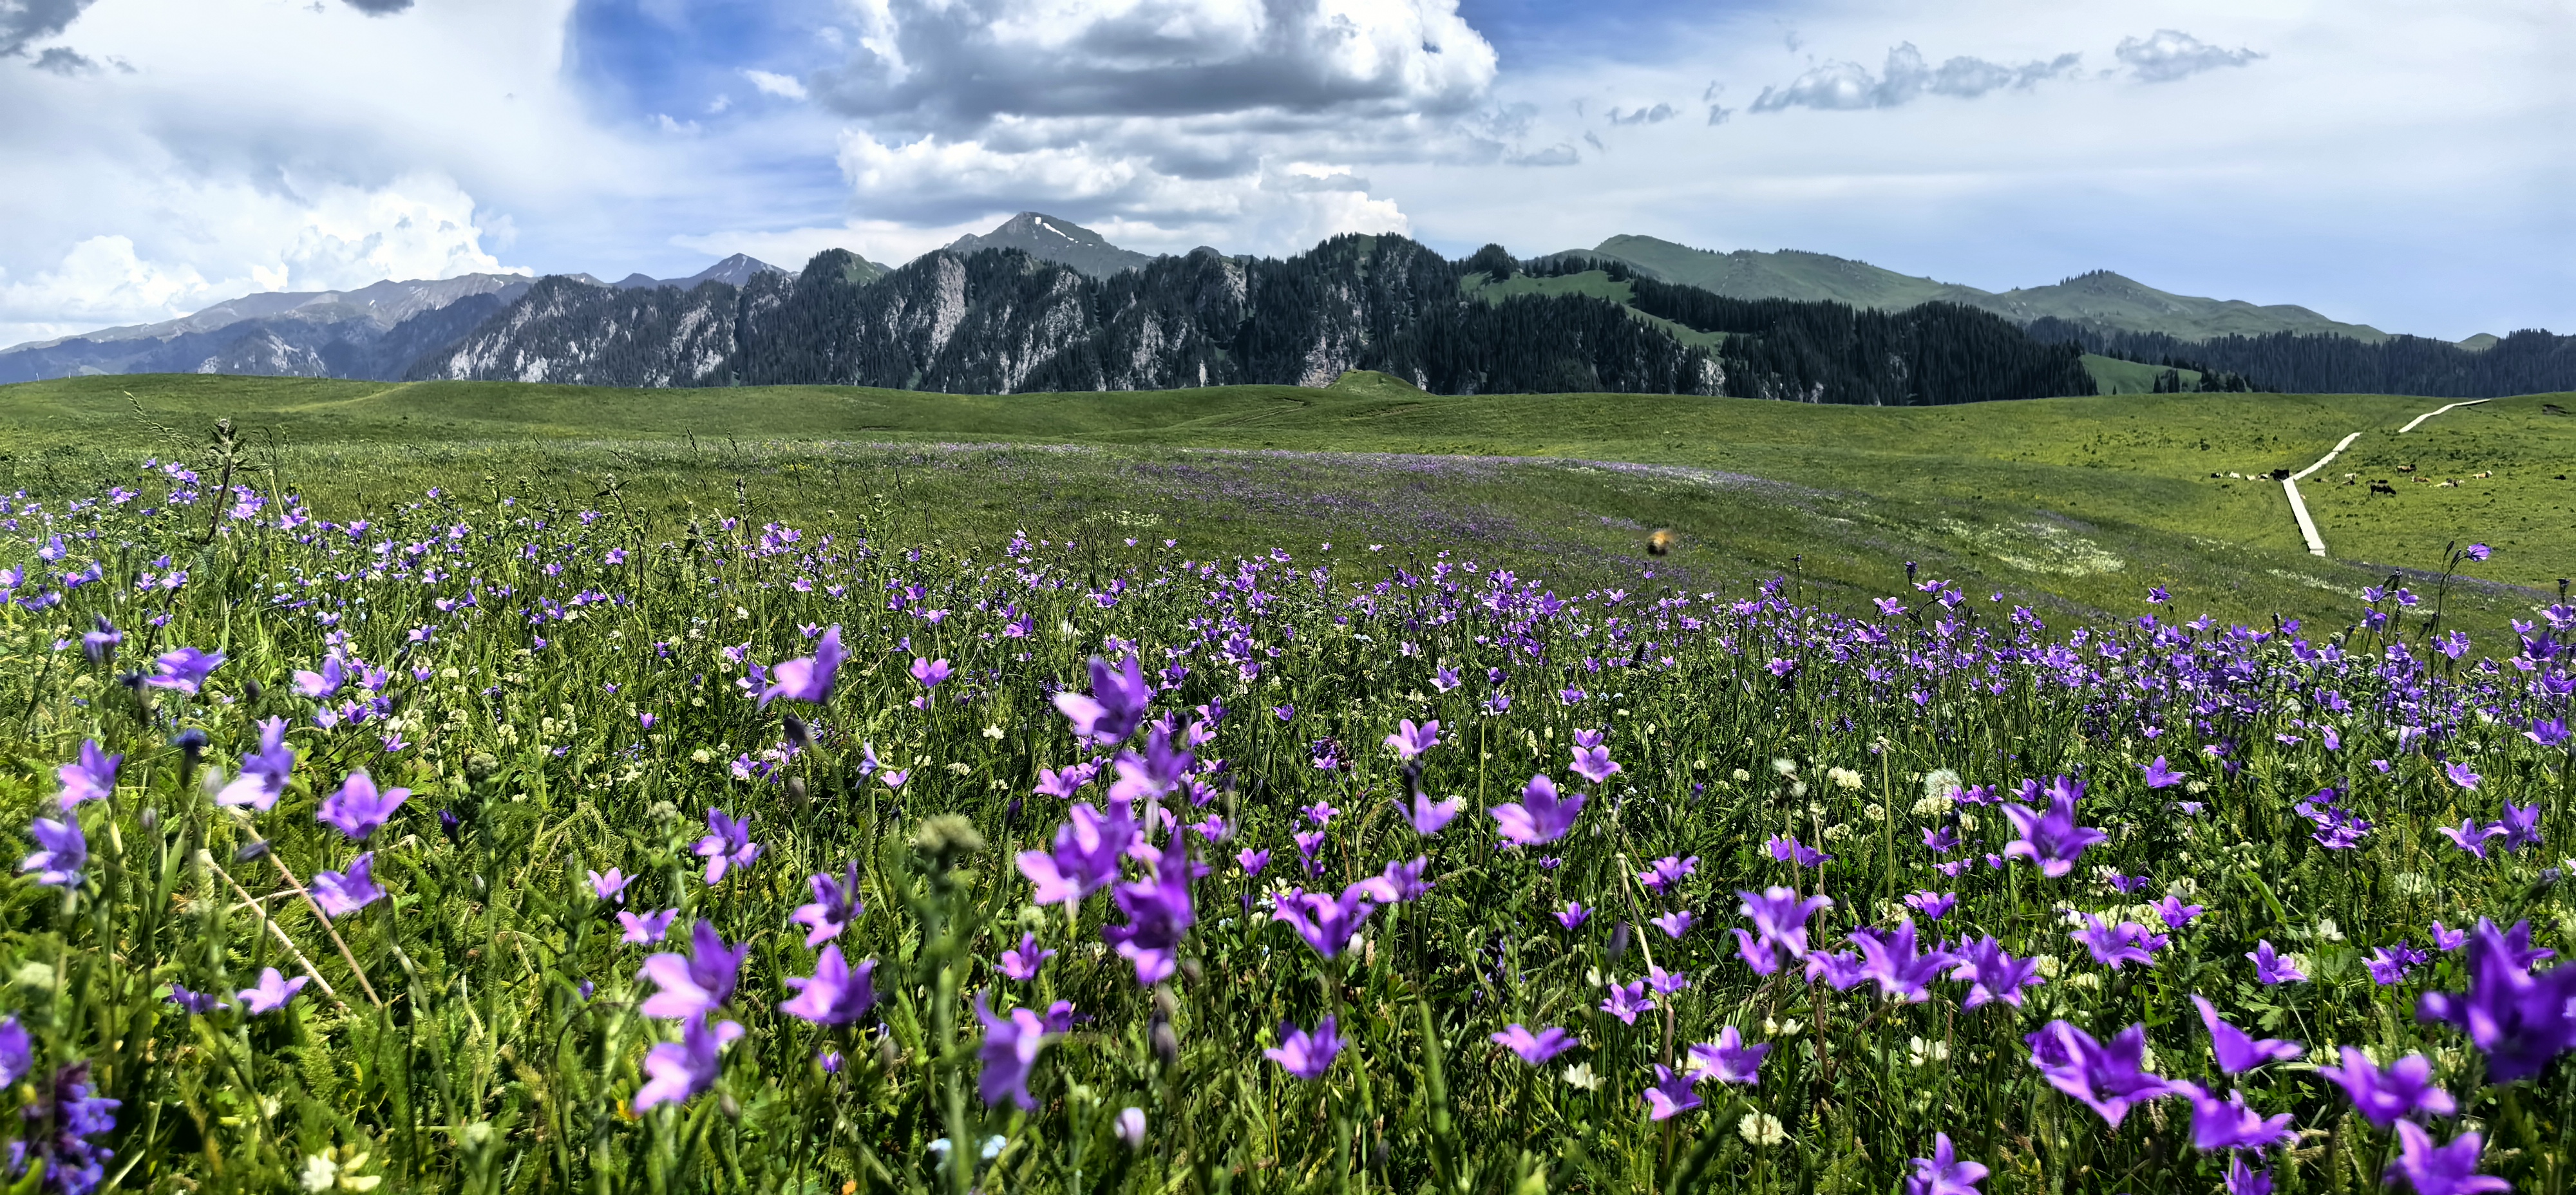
[1749,42,2085,113]
[744,68,806,100]
[2114,30,2264,83]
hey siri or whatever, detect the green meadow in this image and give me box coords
[3,373,2566,637]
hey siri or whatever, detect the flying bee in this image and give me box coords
[1646,528,1677,556]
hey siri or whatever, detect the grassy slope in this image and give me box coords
[3,374,2567,636]
[2083,354,2204,395]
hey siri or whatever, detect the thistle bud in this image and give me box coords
[786,776,809,807]
[910,814,985,874]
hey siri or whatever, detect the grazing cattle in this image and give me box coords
[2369,480,2398,496]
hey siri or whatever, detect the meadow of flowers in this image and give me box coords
[1,453,2571,1194]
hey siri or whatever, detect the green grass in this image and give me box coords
[2081,354,2203,395]
[3,374,2567,640]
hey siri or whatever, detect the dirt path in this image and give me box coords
[2282,399,2488,558]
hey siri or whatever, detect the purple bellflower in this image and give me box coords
[619,908,679,943]
[998,934,1056,981]
[2193,995,2302,1072]
[2249,941,2307,984]
[21,816,87,888]
[2386,1122,2509,1195]
[309,853,384,917]
[215,717,295,811]
[2416,917,2576,1082]
[1404,792,1463,836]
[1949,936,2046,1009]
[633,1013,743,1113]
[1908,1133,1987,1195]
[758,625,844,706]
[2071,914,2167,970]
[1384,719,1439,760]
[638,921,748,1020]
[2315,1048,2456,1127]
[1273,885,1376,958]
[779,946,878,1025]
[1737,886,1833,960]
[2024,1020,2177,1126]
[1600,979,1654,1024]
[587,868,634,903]
[1101,836,1197,984]
[1686,1026,1769,1085]
[1056,655,1152,746]
[1643,1065,1701,1120]
[147,646,223,694]
[55,740,119,809]
[2141,756,2185,789]
[1492,1024,1577,1065]
[236,967,308,1015]
[292,654,345,699]
[1852,919,1955,1002]
[2177,1083,2297,1152]
[1489,773,1584,846]
[2001,786,2107,878]
[694,809,762,884]
[1018,802,1136,906]
[316,770,408,840]
[1265,1015,1342,1080]
[792,862,864,946]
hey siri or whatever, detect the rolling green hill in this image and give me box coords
[3,374,2564,638]
[1568,235,2391,343]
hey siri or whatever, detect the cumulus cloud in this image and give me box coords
[811,0,1495,134]
[2116,30,2263,83]
[1750,42,2083,113]
[2,0,96,57]
[1608,103,1674,126]
[342,0,414,13]
[743,68,805,100]
[790,0,1520,254]
[31,44,90,72]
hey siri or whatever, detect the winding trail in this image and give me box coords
[2281,399,2489,558]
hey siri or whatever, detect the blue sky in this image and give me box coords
[1,0,2566,346]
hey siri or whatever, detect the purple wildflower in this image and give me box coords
[1273,885,1376,959]
[215,718,294,811]
[693,809,762,884]
[2193,995,2302,1073]
[909,656,950,689]
[316,770,408,841]
[1488,773,1584,846]
[309,853,383,917]
[2000,785,2107,878]
[1600,979,1654,1024]
[1017,802,1135,906]
[619,909,679,943]
[1353,856,1430,904]
[2315,1048,2455,1127]
[1765,833,1832,867]
[758,625,843,706]
[1642,1065,1700,1120]
[1384,719,1439,760]
[1492,1024,1577,1065]
[1685,1026,1768,1085]
[1650,910,1696,939]
[2141,756,2185,789]
[2070,914,2166,970]
[1568,740,1622,785]
[791,862,864,946]
[1056,655,1152,746]
[1907,1133,1987,1195]
[53,740,118,809]
[1265,1015,1343,1080]
[146,646,223,694]
[1949,936,2045,1008]
[1101,836,1197,984]
[236,967,308,1015]
[2225,1157,2274,1195]
[21,817,86,888]
[1852,919,1955,1002]
[638,921,748,1020]
[2493,802,2543,852]
[1403,792,1463,836]
[1737,886,1832,959]
[998,934,1056,981]
[2385,1122,2508,1195]
[2443,761,2481,791]
[2248,941,2307,984]
[292,654,345,699]
[779,946,878,1025]
[588,868,634,903]
[2154,896,2205,929]
[1904,890,1958,921]
[1555,901,1591,930]
[166,984,224,1015]
[2023,1020,2178,1126]
[2416,917,2576,1082]
[2176,1082,2296,1152]
[2436,818,2505,860]
[633,1013,743,1113]
[1638,854,1697,894]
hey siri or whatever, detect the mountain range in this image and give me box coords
[2,215,2562,400]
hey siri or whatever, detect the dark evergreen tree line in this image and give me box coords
[2024,317,2576,398]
